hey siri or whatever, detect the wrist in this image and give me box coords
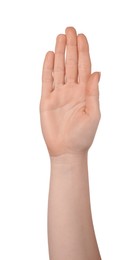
[50,152,88,164]
[50,152,88,174]
[50,152,88,179]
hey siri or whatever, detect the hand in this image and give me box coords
[40,27,101,157]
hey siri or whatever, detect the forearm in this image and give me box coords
[48,153,101,260]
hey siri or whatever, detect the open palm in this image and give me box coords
[40,27,101,157]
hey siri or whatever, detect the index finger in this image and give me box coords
[77,34,91,83]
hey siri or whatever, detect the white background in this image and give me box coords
[0,0,140,259]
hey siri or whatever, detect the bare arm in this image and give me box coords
[40,27,101,260]
[49,153,101,259]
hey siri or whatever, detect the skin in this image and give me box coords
[40,27,101,260]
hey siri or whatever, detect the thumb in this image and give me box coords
[85,72,101,118]
[86,72,101,97]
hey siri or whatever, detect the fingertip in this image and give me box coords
[65,26,77,35]
[43,51,54,73]
[77,34,89,50]
[91,72,101,82]
[56,34,66,43]
[48,51,55,56]
[46,51,54,55]
[44,51,54,62]
[95,72,101,83]
[77,33,86,37]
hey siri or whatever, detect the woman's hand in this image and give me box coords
[40,27,101,157]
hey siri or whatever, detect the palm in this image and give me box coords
[40,28,100,156]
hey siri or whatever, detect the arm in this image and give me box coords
[49,153,101,259]
[40,27,101,260]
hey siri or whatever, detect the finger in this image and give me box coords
[65,27,78,83]
[86,72,101,97]
[85,72,101,117]
[42,51,54,97]
[54,34,66,86]
[77,34,91,83]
